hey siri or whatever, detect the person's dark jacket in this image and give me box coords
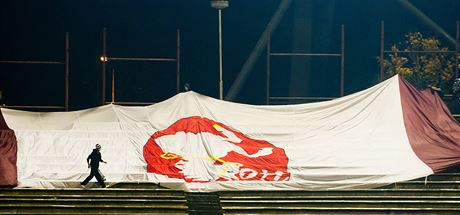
[87,149,104,169]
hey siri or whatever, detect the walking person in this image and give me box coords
[80,144,107,188]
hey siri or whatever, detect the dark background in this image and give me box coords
[0,0,459,110]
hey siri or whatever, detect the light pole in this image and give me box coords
[211,0,228,100]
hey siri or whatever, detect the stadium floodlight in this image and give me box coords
[100,56,108,62]
[211,0,229,100]
[211,0,228,10]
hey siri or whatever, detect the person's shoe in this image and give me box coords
[80,184,89,190]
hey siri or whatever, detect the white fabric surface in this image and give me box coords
[1,75,433,191]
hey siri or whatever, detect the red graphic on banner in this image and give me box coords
[143,116,290,182]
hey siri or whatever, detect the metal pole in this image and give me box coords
[177,29,181,93]
[340,24,345,97]
[456,21,459,79]
[65,32,69,111]
[111,68,115,103]
[380,21,385,81]
[3,105,65,109]
[0,60,64,64]
[218,9,224,100]
[108,57,176,61]
[384,50,456,54]
[271,53,341,56]
[102,27,107,104]
[266,30,271,105]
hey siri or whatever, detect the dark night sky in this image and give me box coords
[1,0,459,110]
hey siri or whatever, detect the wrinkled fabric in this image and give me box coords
[0,109,17,187]
[400,78,460,172]
[0,75,458,191]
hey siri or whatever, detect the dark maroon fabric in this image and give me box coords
[0,109,17,187]
[399,77,460,172]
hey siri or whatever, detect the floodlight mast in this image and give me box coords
[211,0,229,100]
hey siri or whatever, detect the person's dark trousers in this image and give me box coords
[81,167,106,188]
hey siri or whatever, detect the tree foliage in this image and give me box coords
[381,32,458,89]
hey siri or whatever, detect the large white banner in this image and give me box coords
[1,76,437,191]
